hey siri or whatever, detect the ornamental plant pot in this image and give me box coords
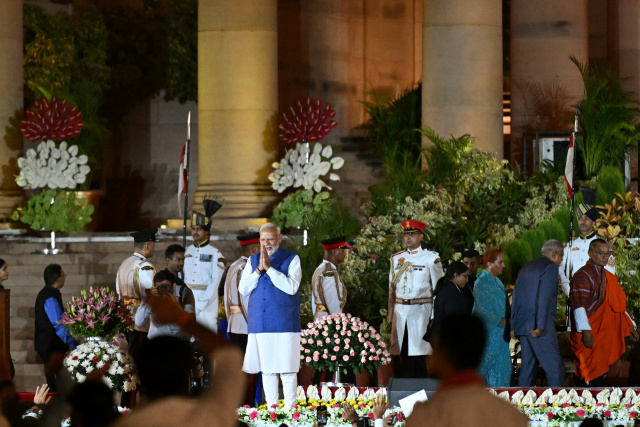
[377,364,394,387]
[355,371,373,387]
[297,364,314,387]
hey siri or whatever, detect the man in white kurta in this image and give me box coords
[239,223,302,408]
[311,236,348,320]
[184,199,226,332]
[389,219,443,378]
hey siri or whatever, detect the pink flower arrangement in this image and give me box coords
[604,410,611,417]
[576,409,585,418]
[60,287,132,340]
[292,412,301,420]
[270,412,277,421]
[249,411,258,420]
[299,312,391,374]
[546,412,554,421]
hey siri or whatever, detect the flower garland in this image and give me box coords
[59,287,132,340]
[16,140,90,190]
[300,313,391,374]
[64,340,138,393]
[269,142,344,193]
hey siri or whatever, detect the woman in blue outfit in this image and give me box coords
[473,249,511,387]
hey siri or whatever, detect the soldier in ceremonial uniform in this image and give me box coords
[224,233,260,350]
[184,196,227,332]
[116,228,157,355]
[560,187,615,297]
[311,236,349,320]
[389,219,444,378]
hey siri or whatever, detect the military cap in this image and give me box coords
[399,219,426,234]
[321,236,349,250]
[130,228,157,243]
[237,232,260,246]
[577,186,599,221]
[191,195,224,232]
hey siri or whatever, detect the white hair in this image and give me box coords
[260,222,281,234]
[541,239,563,255]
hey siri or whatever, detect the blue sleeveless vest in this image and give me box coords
[247,248,301,333]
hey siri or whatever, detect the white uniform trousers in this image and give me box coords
[262,372,297,408]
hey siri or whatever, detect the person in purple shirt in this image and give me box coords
[34,264,77,391]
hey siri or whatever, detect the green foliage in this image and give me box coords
[23,5,76,103]
[539,220,567,242]
[11,189,94,232]
[572,57,640,178]
[362,85,426,216]
[501,239,533,284]
[272,189,361,326]
[420,126,474,187]
[596,165,625,206]
[521,229,546,258]
[164,0,197,102]
[613,239,640,321]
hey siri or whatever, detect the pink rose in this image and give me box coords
[271,404,279,408]
[334,346,340,351]
[562,403,570,408]
[331,355,337,361]
[345,338,350,344]
[243,405,250,408]
[631,411,637,419]
[345,344,350,349]
[323,354,328,359]
[305,357,311,363]
[300,355,304,360]
[334,404,341,408]
[371,254,379,259]
[250,411,258,420]
[313,355,319,361]
[270,412,277,421]
[335,338,341,344]
[305,349,310,353]
[340,330,346,336]
[317,340,322,346]
[347,331,352,336]
[576,409,585,418]
[343,355,349,361]
[325,338,331,343]
[626,404,633,408]
[597,403,604,407]
[546,413,554,421]
[334,334,339,338]
[293,412,301,420]
[396,414,403,421]
[368,413,374,420]
[350,350,355,356]
[604,410,611,417]
[539,404,547,408]
[360,337,365,343]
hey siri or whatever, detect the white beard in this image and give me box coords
[266,245,280,256]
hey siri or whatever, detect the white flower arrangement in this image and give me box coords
[269,142,344,193]
[64,339,138,393]
[16,140,90,190]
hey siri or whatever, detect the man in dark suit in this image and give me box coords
[511,239,565,387]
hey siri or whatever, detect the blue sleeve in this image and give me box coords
[535,263,558,331]
[44,298,77,349]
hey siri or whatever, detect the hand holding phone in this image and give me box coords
[317,405,327,426]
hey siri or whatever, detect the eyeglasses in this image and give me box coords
[593,250,614,256]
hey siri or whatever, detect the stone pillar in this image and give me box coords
[0,0,23,222]
[422,0,503,157]
[510,0,588,168]
[196,0,278,230]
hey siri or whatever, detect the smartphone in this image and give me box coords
[317,405,327,426]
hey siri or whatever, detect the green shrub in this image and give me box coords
[522,229,546,258]
[539,220,567,242]
[501,239,533,284]
[596,165,625,206]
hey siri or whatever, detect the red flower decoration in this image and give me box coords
[604,410,611,417]
[22,96,84,142]
[631,411,637,419]
[279,98,338,144]
[576,409,585,418]
[249,411,258,420]
[293,412,301,420]
[92,356,100,363]
[546,412,554,420]
[270,412,277,421]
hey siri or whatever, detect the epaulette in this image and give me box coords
[391,250,406,258]
[434,258,441,264]
[141,265,154,271]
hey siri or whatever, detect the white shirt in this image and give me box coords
[183,241,225,303]
[311,260,346,319]
[116,252,155,332]
[224,256,249,334]
[135,285,195,339]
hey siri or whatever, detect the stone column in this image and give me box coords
[510,0,588,167]
[422,0,503,157]
[196,0,278,230]
[0,0,23,222]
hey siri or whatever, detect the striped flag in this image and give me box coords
[178,142,188,214]
[564,133,574,198]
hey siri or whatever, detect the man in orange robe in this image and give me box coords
[570,238,639,386]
